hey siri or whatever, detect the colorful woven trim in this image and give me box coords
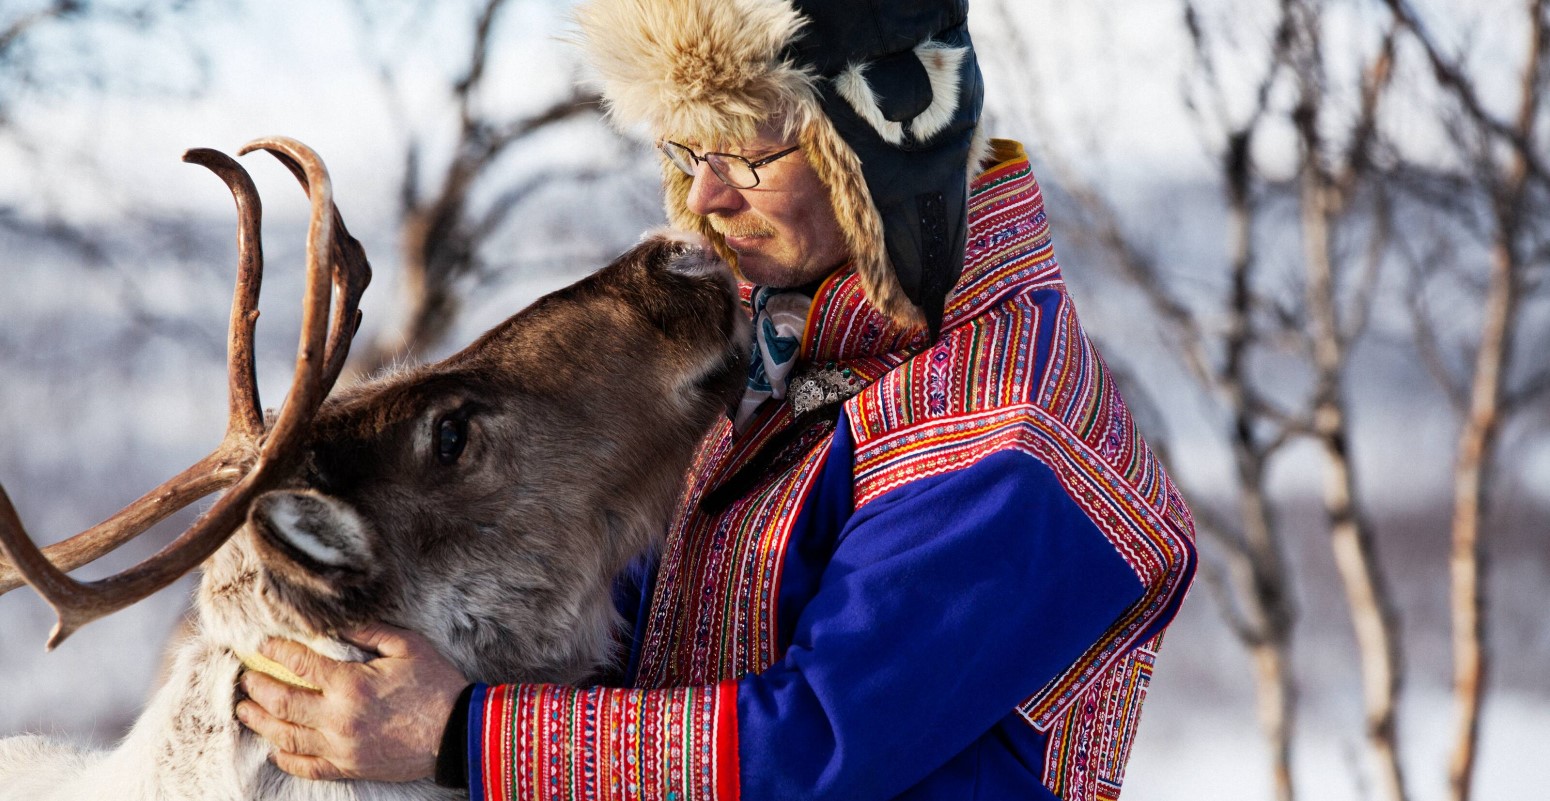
[1039,634,1163,801]
[1037,300,1192,530]
[1007,398,1189,728]
[798,142,1059,367]
[634,408,836,686]
[472,681,740,801]
[843,212,1194,730]
[852,371,1191,729]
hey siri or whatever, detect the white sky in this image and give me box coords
[1,0,1532,227]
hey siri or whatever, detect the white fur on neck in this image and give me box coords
[0,626,454,801]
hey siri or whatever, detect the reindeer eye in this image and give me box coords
[435,415,469,465]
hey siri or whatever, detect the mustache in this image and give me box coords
[709,216,775,239]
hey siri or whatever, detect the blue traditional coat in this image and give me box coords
[465,141,1198,801]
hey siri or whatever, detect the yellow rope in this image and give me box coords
[237,651,322,692]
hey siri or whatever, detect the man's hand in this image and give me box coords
[234,623,468,783]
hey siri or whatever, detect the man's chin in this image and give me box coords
[724,245,774,282]
[735,259,793,288]
[739,257,843,289]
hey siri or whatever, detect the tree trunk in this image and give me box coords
[1224,131,1299,801]
[1447,5,1542,796]
[1302,175,1409,801]
[1446,228,1517,801]
[1251,641,1297,801]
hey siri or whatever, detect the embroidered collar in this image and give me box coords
[798,139,1060,367]
[722,139,1061,449]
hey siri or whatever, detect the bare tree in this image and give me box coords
[0,0,220,349]
[0,0,209,173]
[982,1,1309,797]
[1384,2,1550,799]
[0,1,197,113]
[342,0,606,377]
[980,1,1418,798]
[1281,0,1412,791]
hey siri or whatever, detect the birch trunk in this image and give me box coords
[1224,130,1298,801]
[1301,173,1409,801]
[1447,5,1543,797]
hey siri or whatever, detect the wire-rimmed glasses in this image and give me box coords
[658,140,801,189]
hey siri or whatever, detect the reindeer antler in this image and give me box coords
[0,138,371,650]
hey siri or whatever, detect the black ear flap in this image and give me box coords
[816,20,983,337]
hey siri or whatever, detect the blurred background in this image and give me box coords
[0,1,1545,800]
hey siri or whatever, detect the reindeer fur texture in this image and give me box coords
[0,235,749,801]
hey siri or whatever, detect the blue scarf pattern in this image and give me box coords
[734,287,812,430]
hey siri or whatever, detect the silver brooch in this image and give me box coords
[787,364,863,416]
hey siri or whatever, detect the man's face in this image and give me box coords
[680,125,850,288]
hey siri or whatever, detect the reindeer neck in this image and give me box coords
[93,634,452,801]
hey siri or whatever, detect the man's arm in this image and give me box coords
[240,439,1193,797]
[467,444,1193,800]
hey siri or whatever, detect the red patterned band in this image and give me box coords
[475,681,740,801]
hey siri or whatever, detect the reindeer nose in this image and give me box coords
[646,231,730,281]
[250,490,372,572]
[664,246,730,280]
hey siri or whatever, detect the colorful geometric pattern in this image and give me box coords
[852,388,1190,732]
[1039,298,1193,532]
[842,147,1193,735]
[472,681,740,801]
[632,406,834,685]
[1039,634,1162,801]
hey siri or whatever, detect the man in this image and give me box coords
[237,0,1198,798]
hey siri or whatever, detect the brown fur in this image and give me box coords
[207,234,748,684]
[0,235,749,801]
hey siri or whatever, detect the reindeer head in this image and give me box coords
[206,236,747,682]
[0,140,746,685]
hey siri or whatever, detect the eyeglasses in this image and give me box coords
[658,140,801,189]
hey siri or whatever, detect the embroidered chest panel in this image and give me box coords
[633,408,839,687]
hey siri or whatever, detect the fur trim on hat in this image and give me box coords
[575,0,819,143]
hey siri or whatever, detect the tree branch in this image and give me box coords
[1380,0,1550,188]
[0,1,83,61]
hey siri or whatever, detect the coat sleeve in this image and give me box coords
[465,416,1195,801]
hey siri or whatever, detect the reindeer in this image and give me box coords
[0,137,749,801]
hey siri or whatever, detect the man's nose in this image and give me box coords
[685,163,745,217]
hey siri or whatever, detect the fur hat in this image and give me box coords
[575,0,984,334]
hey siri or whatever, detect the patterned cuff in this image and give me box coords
[470,681,740,801]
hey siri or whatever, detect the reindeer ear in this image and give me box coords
[250,490,372,573]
